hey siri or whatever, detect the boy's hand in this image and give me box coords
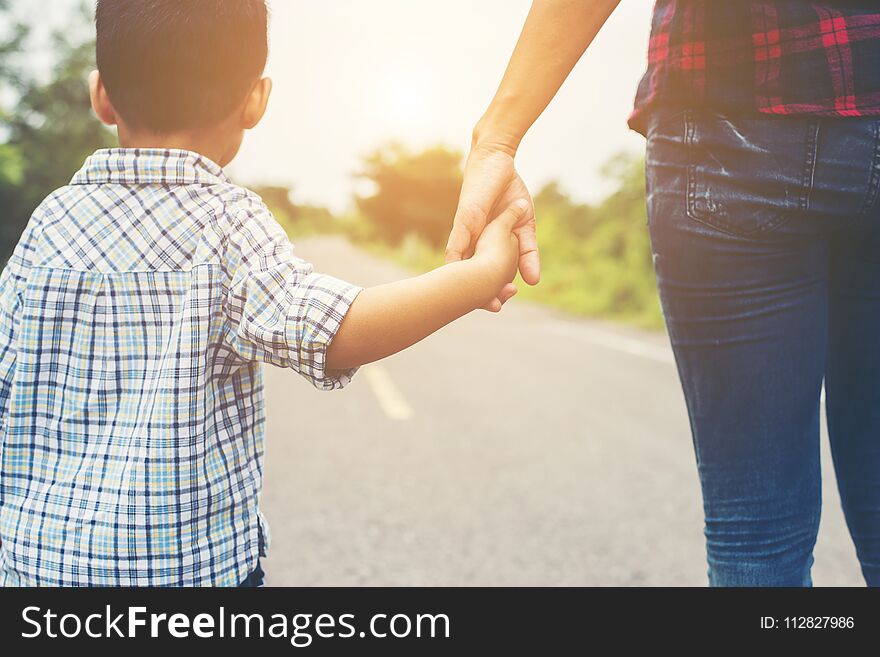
[471,199,529,312]
[447,146,540,286]
[326,198,530,371]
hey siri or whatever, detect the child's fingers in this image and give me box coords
[493,198,530,233]
[481,284,517,313]
[498,283,518,305]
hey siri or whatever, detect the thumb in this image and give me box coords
[494,199,530,233]
[445,222,472,263]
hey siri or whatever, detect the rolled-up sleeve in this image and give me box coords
[223,207,362,390]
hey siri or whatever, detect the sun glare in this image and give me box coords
[372,73,431,139]
[387,83,424,121]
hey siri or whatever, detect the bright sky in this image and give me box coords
[18,0,653,212]
[231,0,653,211]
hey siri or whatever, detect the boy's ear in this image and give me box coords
[89,70,118,127]
[241,77,272,130]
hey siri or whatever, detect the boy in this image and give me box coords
[0,0,524,586]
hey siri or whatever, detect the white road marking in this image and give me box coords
[545,320,675,365]
[547,321,831,406]
[363,364,414,421]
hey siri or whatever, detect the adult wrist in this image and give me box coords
[472,114,522,157]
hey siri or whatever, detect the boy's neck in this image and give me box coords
[117,123,242,168]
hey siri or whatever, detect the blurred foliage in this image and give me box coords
[355,143,462,248]
[0,1,115,262]
[519,154,661,328]
[251,185,343,237]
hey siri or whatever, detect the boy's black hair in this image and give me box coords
[96,0,269,133]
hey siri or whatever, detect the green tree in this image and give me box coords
[252,184,339,236]
[525,152,661,327]
[356,143,463,248]
[0,1,115,262]
[0,0,27,189]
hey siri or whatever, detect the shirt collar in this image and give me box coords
[70,148,230,187]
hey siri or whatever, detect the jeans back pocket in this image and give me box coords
[686,111,820,237]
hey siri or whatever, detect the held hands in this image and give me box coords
[470,199,530,313]
[446,145,540,312]
[325,197,530,371]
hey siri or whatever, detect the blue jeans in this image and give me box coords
[646,108,880,586]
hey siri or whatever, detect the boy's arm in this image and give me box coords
[325,201,526,371]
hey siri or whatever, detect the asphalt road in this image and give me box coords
[261,236,865,586]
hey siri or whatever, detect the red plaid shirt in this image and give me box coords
[629,1,880,134]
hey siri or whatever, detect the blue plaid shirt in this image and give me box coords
[0,149,361,586]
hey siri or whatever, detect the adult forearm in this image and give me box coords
[475,0,622,152]
[325,260,497,370]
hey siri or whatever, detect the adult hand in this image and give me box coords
[445,144,540,312]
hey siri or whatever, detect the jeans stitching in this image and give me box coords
[802,119,821,213]
[685,112,815,237]
[859,120,880,215]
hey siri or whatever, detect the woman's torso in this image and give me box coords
[630,0,880,134]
